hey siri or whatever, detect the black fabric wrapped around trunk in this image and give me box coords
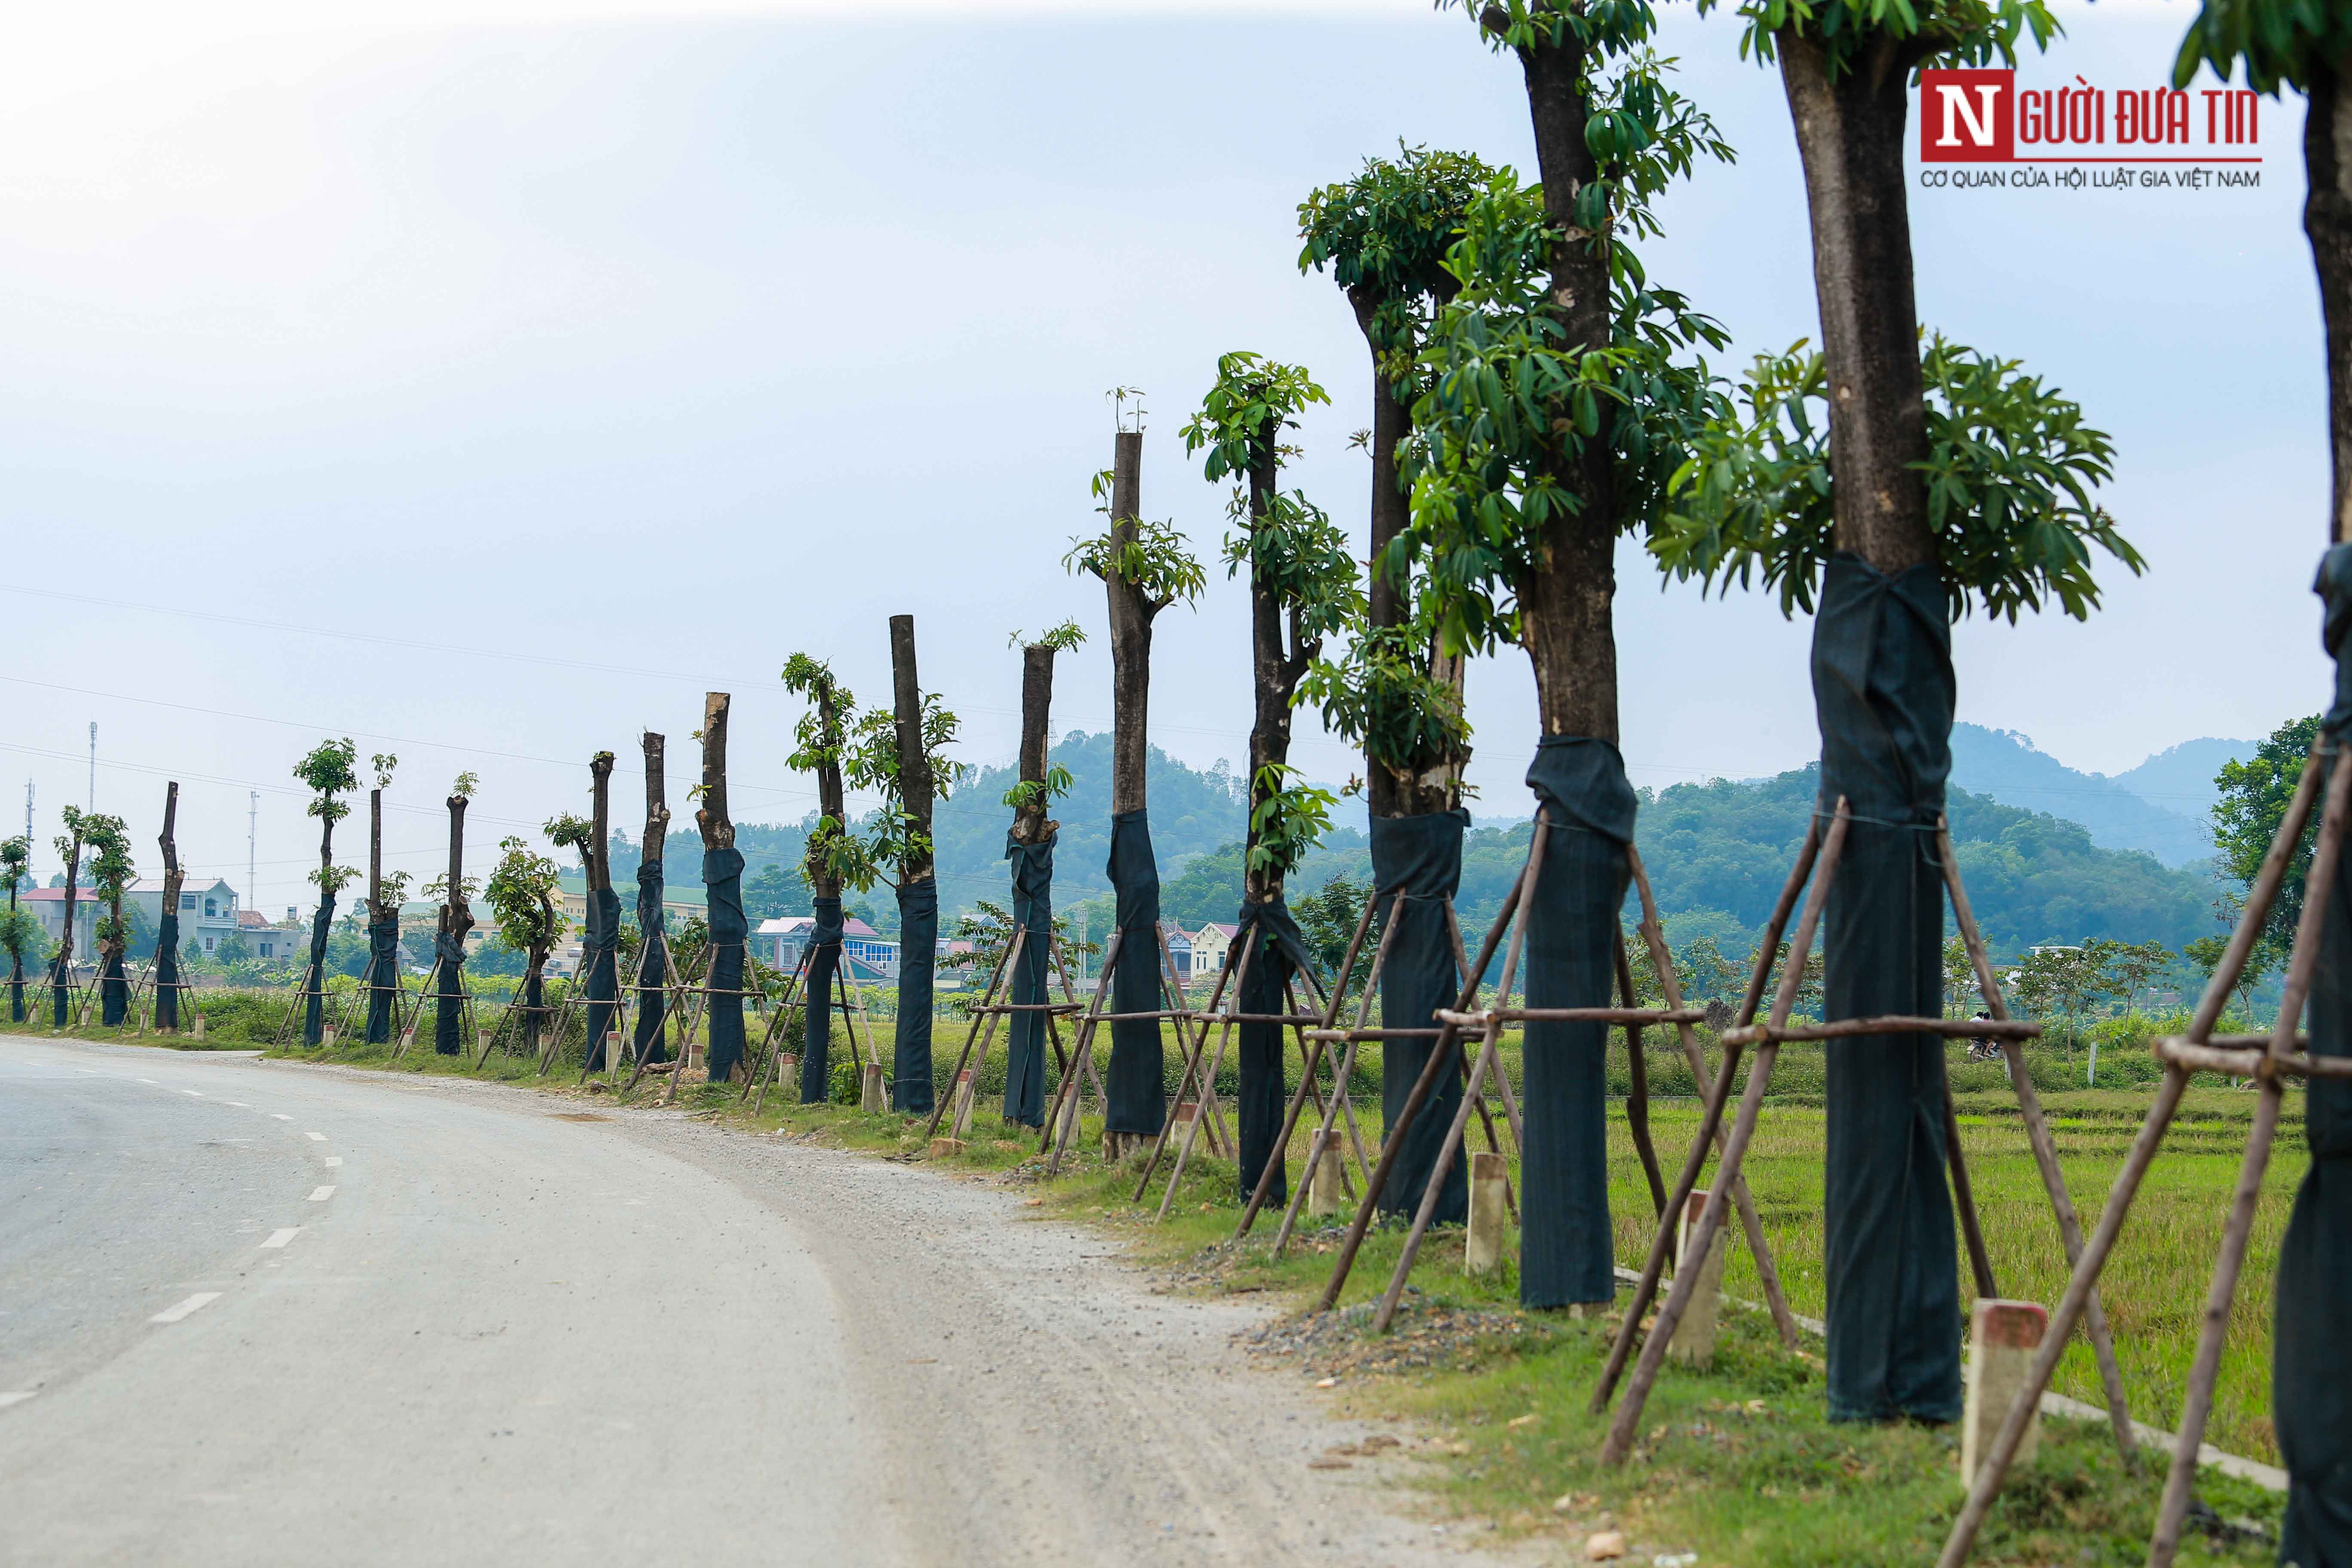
[1371,810,1470,1225]
[1001,830,1057,1128]
[433,931,466,1055]
[894,878,938,1114]
[1520,738,1634,1308]
[703,846,747,1083]
[51,947,70,1027]
[8,947,22,1023]
[364,912,397,1043]
[153,912,181,1031]
[1233,896,1312,1205]
[302,895,334,1045]
[634,865,670,1064]
[581,888,620,1069]
[1812,552,1962,1423]
[520,966,545,1056]
[2278,544,2352,1562]
[798,897,845,1104]
[1105,810,1166,1136]
[101,950,127,1027]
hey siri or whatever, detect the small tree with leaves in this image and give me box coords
[361,754,410,1043]
[785,654,878,1103]
[82,813,135,1027]
[484,836,563,1059]
[49,805,88,1027]
[292,737,360,1046]
[1,834,32,1023]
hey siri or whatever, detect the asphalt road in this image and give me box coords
[0,1035,1485,1567]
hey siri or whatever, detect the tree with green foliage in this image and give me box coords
[1294,873,1372,989]
[1647,0,2140,1426]
[81,813,135,1027]
[993,622,1084,1128]
[484,836,563,1060]
[1390,8,1735,1311]
[2211,713,2323,970]
[1675,934,1744,1007]
[1,833,33,1022]
[1183,352,1358,1202]
[49,806,87,1027]
[784,653,876,1104]
[291,737,360,1047]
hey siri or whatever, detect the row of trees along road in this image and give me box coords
[1250,0,2148,1415]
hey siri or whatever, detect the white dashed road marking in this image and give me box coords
[0,1392,36,1409]
[150,1293,223,1324]
[308,1186,335,1202]
[324,1156,343,1167]
[304,1132,325,1142]
[226,1101,249,1107]
[181,1090,203,1098]
[272,1114,292,1122]
[260,1228,301,1250]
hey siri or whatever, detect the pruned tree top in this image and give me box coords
[784,651,879,897]
[484,836,564,959]
[1299,143,1499,359]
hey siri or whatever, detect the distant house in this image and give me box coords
[120,876,244,958]
[239,908,309,964]
[1159,922,1195,980]
[1190,922,1237,976]
[757,914,898,982]
[17,886,100,957]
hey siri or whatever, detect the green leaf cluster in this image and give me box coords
[1180,351,1330,486]
[1695,0,2058,76]
[1065,505,1205,612]
[1299,623,1471,787]
[1651,336,2141,622]
[0,835,27,900]
[1219,489,1364,643]
[1246,762,1338,882]
[847,689,968,878]
[1001,762,1076,818]
[2210,714,2324,961]
[483,836,565,958]
[294,737,358,824]
[2174,0,2352,94]
[1298,143,1500,364]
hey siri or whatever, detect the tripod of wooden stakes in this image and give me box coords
[1940,739,2352,1568]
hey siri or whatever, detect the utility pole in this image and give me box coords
[248,791,259,919]
[22,779,31,852]
[87,723,96,811]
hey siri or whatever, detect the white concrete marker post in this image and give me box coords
[1961,1298,2046,1484]
[949,1069,977,1139]
[1306,1131,1343,1219]
[1465,1150,1508,1277]
[860,1061,887,1114]
[1668,1187,1727,1368]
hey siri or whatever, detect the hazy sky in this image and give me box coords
[0,0,2321,914]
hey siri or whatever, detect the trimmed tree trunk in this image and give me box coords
[100,881,128,1027]
[433,793,472,1055]
[1001,644,1059,1127]
[155,784,183,1032]
[799,683,849,1105]
[890,615,940,1115]
[699,693,748,1083]
[2275,51,2352,1563]
[582,754,620,1068]
[522,942,549,1059]
[1504,18,1637,1311]
[1104,430,1167,1147]
[633,732,671,1066]
[365,786,397,1043]
[52,833,80,1028]
[302,793,338,1047]
[1780,29,1961,1421]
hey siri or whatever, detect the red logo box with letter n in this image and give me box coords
[1920,68,2013,162]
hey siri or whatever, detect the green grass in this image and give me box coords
[8,1008,2297,1564]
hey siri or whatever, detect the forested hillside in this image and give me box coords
[556,736,2217,959]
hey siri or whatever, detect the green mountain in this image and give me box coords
[552,734,2217,964]
[2110,736,2253,821]
[1948,724,2214,867]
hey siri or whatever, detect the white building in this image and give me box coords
[126,876,243,958]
